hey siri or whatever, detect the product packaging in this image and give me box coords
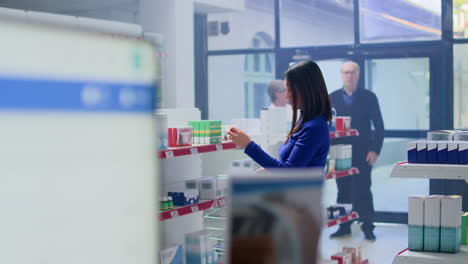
[427,130,458,141]
[185,230,208,264]
[427,141,438,164]
[407,141,418,163]
[440,195,462,253]
[408,196,425,251]
[458,141,468,165]
[160,244,184,264]
[424,195,443,252]
[417,141,427,164]
[168,126,193,147]
[437,141,448,164]
[462,212,468,245]
[448,142,459,164]
[343,246,362,264]
[331,252,352,264]
[336,116,351,131]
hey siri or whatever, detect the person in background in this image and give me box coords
[329,61,384,241]
[228,60,331,170]
[267,80,289,108]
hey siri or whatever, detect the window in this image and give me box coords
[208,53,275,123]
[454,0,468,39]
[454,44,468,129]
[360,0,441,43]
[280,0,354,47]
[365,58,430,130]
[207,0,275,50]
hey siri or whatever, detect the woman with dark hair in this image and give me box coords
[228,60,332,169]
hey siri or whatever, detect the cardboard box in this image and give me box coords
[408,196,425,251]
[427,141,438,164]
[199,177,217,200]
[458,142,468,165]
[417,141,427,164]
[336,116,351,131]
[428,130,457,141]
[160,244,184,264]
[343,246,362,264]
[185,230,208,264]
[424,195,443,252]
[440,195,462,253]
[407,141,418,163]
[437,141,448,164]
[168,126,193,147]
[331,252,352,264]
[454,131,468,142]
[448,142,459,164]
[462,212,468,245]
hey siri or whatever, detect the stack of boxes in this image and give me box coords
[334,145,353,171]
[185,230,217,264]
[408,195,463,253]
[188,120,222,144]
[331,246,367,264]
[408,130,468,165]
[185,176,229,200]
[168,126,193,147]
[336,116,352,131]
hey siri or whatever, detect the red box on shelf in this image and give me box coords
[168,127,192,147]
[343,246,362,264]
[331,252,352,264]
[336,116,351,131]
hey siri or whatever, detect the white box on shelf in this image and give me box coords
[408,196,425,251]
[424,195,443,252]
[200,177,217,200]
[428,130,458,141]
[440,195,462,253]
[454,131,468,141]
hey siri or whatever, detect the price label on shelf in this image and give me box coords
[165,151,174,158]
[216,144,223,151]
[170,210,179,218]
[190,148,198,155]
[191,206,199,213]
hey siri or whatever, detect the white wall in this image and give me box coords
[139,0,195,109]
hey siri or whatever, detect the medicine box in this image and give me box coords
[407,141,418,163]
[462,212,468,245]
[458,141,468,165]
[336,116,351,131]
[185,230,208,264]
[440,195,462,253]
[408,196,425,251]
[417,141,427,163]
[427,141,438,164]
[448,142,459,164]
[331,252,352,264]
[160,244,184,264]
[454,131,468,142]
[424,195,443,252]
[437,141,448,164]
[343,246,361,264]
[428,130,457,141]
[168,126,193,147]
[199,177,218,200]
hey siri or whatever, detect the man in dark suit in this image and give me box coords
[329,61,384,241]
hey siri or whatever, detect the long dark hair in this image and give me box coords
[285,60,332,139]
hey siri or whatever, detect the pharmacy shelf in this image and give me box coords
[326,167,359,180]
[392,246,468,264]
[160,197,226,221]
[329,129,359,139]
[327,212,359,228]
[159,142,237,159]
[391,162,468,183]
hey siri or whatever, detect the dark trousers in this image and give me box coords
[336,158,375,231]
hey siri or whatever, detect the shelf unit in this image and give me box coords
[160,197,226,221]
[329,129,359,139]
[391,160,468,263]
[393,246,468,264]
[391,162,468,183]
[159,142,237,159]
[327,212,359,228]
[326,167,359,180]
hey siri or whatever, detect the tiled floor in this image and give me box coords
[319,223,408,264]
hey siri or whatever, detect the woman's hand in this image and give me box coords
[227,127,252,149]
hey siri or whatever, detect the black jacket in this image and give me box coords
[330,88,385,161]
